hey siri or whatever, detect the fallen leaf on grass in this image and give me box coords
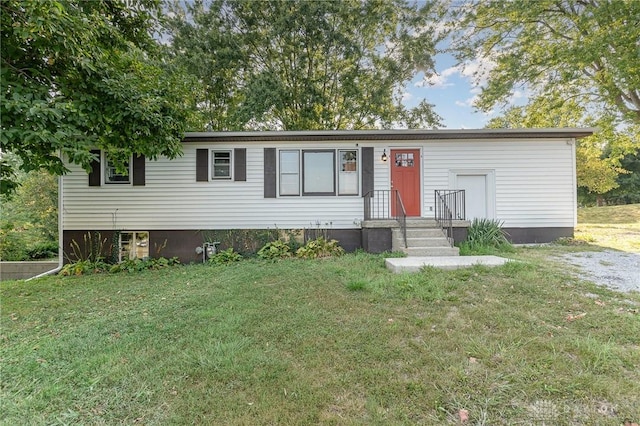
[594,300,605,306]
[566,313,586,322]
[624,422,639,426]
[468,357,478,364]
[458,409,469,423]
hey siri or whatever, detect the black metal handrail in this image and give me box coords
[394,190,408,249]
[364,189,408,248]
[434,189,465,243]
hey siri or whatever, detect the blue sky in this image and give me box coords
[402,53,495,129]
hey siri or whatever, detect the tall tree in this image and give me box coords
[1,0,197,195]
[448,0,640,125]
[164,0,442,131]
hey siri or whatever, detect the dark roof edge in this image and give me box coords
[182,128,596,143]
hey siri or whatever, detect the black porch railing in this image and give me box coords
[434,189,465,242]
[364,189,407,248]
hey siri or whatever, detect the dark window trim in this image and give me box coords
[361,147,374,197]
[196,149,209,182]
[302,149,336,196]
[234,148,246,182]
[88,149,101,186]
[133,154,145,186]
[264,148,277,198]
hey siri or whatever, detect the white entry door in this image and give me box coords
[457,174,488,220]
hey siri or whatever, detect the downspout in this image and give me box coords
[27,173,64,280]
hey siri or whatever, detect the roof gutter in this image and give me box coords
[27,173,63,280]
[182,127,597,143]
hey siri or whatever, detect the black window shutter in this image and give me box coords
[88,149,101,186]
[234,148,246,182]
[264,148,276,198]
[133,154,145,186]
[361,147,374,197]
[196,149,208,182]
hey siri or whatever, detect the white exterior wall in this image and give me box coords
[63,141,368,231]
[376,138,576,228]
[63,137,576,231]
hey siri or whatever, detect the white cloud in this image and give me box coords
[457,56,497,86]
[417,66,458,88]
[401,92,413,102]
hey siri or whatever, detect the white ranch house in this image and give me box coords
[61,128,594,262]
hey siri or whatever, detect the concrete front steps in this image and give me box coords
[392,218,459,257]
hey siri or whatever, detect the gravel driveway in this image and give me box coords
[558,250,640,293]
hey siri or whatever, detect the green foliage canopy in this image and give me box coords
[448,0,640,125]
[164,0,443,131]
[0,168,58,260]
[0,0,196,195]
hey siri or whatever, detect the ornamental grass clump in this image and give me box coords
[460,218,514,255]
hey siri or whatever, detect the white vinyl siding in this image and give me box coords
[421,140,576,228]
[63,137,576,231]
[63,142,365,230]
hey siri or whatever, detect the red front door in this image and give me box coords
[391,149,421,217]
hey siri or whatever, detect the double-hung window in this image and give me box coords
[212,150,232,179]
[279,150,300,195]
[278,149,358,196]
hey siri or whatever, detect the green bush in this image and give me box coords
[296,237,345,259]
[208,248,242,265]
[109,257,181,273]
[59,260,110,276]
[26,241,59,259]
[257,240,293,260]
[0,223,28,261]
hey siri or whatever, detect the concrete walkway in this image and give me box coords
[385,255,511,273]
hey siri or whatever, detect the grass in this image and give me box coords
[2,250,640,425]
[576,203,640,252]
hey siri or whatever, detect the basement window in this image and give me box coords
[119,232,149,262]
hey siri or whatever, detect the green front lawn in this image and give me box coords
[576,204,640,252]
[2,250,639,424]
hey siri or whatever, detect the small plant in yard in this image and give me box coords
[109,257,181,273]
[59,259,110,276]
[555,236,592,246]
[257,240,293,260]
[459,218,514,255]
[60,232,110,275]
[296,237,345,259]
[208,247,242,265]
